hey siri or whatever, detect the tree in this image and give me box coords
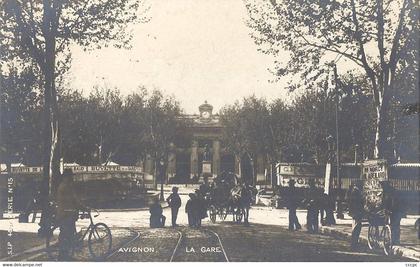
[0,65,43,167]
[220,96,271,184]
[144,90,184,184]
[1,0,147,197]
[245,0,418,160]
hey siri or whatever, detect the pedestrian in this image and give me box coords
[320,193,336,226]
[348,181,364,249]
[382,182,404,245]
[304,179,321,233]
[185,193,197,227]
[195,190,207,227]
[149,198,166,228]
[241,184,253,226]
[56,169,85,261]
[286,179,301,231]
[166,186,181,227]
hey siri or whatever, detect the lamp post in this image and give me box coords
[354,144,359,164]
[333,64,344,219]
[159,159,165,201]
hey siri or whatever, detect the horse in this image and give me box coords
[229,184,256,225]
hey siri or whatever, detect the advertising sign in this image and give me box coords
[362,159,388,212]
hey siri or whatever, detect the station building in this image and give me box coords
[143,101,270,185]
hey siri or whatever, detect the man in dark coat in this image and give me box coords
[286,179,302,231]
[185,193,197,227]
[166,187,181,227]
[195,190,207,227]
[56,169,84,261]
[348,181,364,249]
[149,199,166,228]
[304,179,321,233]
[382,182,404,245]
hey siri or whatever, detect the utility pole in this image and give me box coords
[333,64,344,219]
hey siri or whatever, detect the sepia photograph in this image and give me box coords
[0,0,419,265]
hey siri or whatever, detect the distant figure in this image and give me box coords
[348,181,364,249]
[195,190,207,227]
[149,199,166,228]
[321,193,336,226]
[185,193,198,227]
[241,184,253,226]
[382,182,404,245]
[304,179,321,233]
[166,187,181,227]
[286,179,301,231]
[56,169,85,261]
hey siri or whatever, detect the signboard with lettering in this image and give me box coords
[7,165,143,174]
[361,159,388,181]
[362,159,388,212]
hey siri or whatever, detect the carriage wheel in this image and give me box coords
[219,208,227,221]
[209,205,217,223]
[234,208,243,223]
[368,225,380,250]
[382,225,393,255]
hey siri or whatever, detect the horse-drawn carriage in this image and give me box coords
[202,172,255,224]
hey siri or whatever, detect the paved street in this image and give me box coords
[0,191,417,262]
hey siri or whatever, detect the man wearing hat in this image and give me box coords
[286,179,301,231]
[166,186,181,227]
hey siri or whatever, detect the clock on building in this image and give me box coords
[202,111,210,119]
[199,101,213,120]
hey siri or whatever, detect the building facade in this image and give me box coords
[143,101,270,185]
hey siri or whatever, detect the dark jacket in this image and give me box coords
[286,186,300,210]
[304,187,321,210]
[56,180,81,222]
[383,189,405,218]
[149,202,163,217]
[166,193,181,209]
[348,186,364,219]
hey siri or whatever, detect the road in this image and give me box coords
[1,192,413,262]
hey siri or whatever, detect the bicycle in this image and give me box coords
[45,209,112,261]
[367,213,392,255]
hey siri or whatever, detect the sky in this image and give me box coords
[67,0,290,114]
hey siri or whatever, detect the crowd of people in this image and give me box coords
[45,169,411,261]
[285,178,336,233]
[149,186,208,229]
[284,177,406,250]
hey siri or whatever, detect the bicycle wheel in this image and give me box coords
[367,225,380,250]
[88,223,112,260]
[209,205,217,223]
[382,225,393,255]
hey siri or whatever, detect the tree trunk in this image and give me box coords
[373,85,393,161]
[39,0,61,231]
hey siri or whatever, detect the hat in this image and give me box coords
[172,186,179,192]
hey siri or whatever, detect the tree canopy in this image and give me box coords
[245,0,419,161]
